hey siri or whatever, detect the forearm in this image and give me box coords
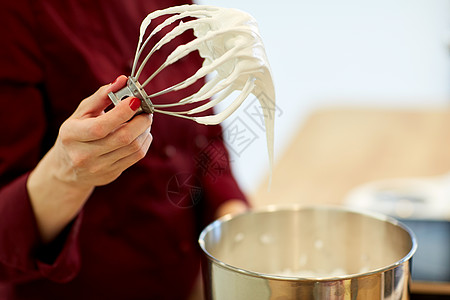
[26,77,152,244]
[27,146,93,244]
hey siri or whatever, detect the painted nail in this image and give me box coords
[110,75,121,85]
[129,97,141,111]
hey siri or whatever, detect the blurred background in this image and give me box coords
[197,0,450,195]
[195,1,450,296]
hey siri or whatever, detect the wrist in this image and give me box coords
[27,147,94,243]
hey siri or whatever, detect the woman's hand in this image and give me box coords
[27,75,153,243]
[214,199,249,219]
[54,76,153,188]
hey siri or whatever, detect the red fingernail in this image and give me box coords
[110,75,121,85]
[129,97,141,111]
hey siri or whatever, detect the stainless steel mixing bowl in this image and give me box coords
[199,205,417,300]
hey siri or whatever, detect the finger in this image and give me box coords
[63,130,152,185]
[73,75,128,118]
[109,75,129,93]
[110,131,153,170]
[73,96,143,141]
[100,125,152,162]
[93,113,153,155]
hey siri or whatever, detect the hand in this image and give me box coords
[27,75,153,243]
[54,75,153,188]
[214,199,249,219]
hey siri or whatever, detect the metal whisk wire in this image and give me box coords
[108,4,275,169]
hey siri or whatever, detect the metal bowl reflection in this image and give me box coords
[199,205,417,300]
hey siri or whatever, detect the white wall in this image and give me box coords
[196,0,450,194]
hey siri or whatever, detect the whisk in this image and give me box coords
[108,4,275,166]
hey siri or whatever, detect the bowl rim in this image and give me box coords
[198,204,418,281]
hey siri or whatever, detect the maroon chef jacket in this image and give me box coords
[0,1,247,299]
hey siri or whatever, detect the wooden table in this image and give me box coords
[250,108,450,296]
[251,107,450,206]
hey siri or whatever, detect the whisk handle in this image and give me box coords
[108,77,154,114]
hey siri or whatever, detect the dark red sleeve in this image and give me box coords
[0,1,82,284]
[0,174,83,283]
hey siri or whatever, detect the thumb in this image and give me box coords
[73,75,128,118]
